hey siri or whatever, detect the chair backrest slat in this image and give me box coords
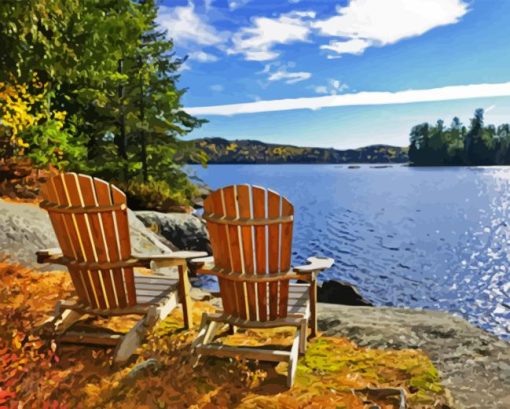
[222,186,245,319]
[78,174,117,309]
[93,178,128,308]
[204,185,294,322]
[237,185,257,320]
[51,174,98,306]
[267,190,281,320]
[64,173,109,309]
[252,186,268,321]
[204,189,233,315]
[111,185,137,306]
[279,198,294,319]
[41,181,90,304]
[41,173,136,309]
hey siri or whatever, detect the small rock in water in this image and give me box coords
[317,280,373,306]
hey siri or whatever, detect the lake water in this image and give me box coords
[189,164,510,340]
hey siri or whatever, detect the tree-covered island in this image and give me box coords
[409,108,510,166]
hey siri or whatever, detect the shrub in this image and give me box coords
[120,179,197,212]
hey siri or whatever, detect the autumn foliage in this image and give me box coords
[0,262,450,408]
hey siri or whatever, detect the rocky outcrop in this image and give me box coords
[318,304,510,409]
[0,199,175,269]
[317,280,373,306]
[191,183,212,209]
[135,211,211,253]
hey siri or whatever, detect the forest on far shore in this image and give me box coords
[409,108,510,166]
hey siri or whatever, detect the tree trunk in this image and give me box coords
[139,57,148,183]
[117,59,129,182]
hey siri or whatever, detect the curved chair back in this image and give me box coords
[203,185,294,321]
[40,173,137,309]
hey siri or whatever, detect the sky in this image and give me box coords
[158,0,510,149]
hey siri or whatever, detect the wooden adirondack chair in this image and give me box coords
[190,185,334,387]
[36,172,207,364]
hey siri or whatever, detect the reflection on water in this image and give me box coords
[190,164,510,340]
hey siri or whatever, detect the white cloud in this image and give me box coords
[189,50,219,62]
[314,85,328,94]
[186,82,510,116]
[314,0,469,56]
[268,69,311,84]
[261,63,311,84]
[229,11,316,61]
[228,0,251,10]
[157,5,226,47]
[210,84,224,92]
[321,39,371,56]
[314,79,349,95]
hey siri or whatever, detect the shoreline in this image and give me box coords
[180,286,510,408]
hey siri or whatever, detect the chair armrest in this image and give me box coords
[36,248,65,264]
[190,256,216,274]
[293,256,334,273]
[132,251,208,269]
[190,256,214,268]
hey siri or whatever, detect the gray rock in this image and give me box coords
[123,358,161,386]
[127,209,178,253]
[190,287,214,301]
[0,199,175,269]
[318,304,510,409]
[317,280,372,306]
[191,184,212,209]
[135,211,211,253]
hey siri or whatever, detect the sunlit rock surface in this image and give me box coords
[318,303,510,409]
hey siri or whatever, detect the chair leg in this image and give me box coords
[299,319,307,355]
[203,321,222,344]
[191,314,210,368]
[113,307,158,365]
[287,325,302,388]
[309,277,318,338]
[178,263,193,329]
[191,314,209,351]
[36,300,83,337]
[191,315,222,368]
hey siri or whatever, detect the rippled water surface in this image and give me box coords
[190,164,510,339]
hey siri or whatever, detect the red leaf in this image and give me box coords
[0,389,16,404]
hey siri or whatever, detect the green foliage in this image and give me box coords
[0,79,86,170]
[24,115,84,170]
[409,109,510,166]
[120,179,197,212]
[0,0,205,204]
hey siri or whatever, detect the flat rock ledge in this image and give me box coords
[317,303,510,409]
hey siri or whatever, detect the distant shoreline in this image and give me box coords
[191,163,510,168]
[189,137,409,165]
[191,162,408,165]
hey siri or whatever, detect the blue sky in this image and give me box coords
[158,0,510,148]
